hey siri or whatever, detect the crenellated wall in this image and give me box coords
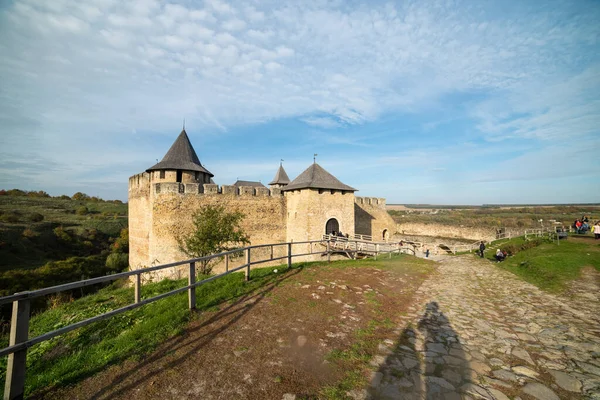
[129,179,287,279]
[152,182,283,197]
[129,174,394,280]
[354,196,396,240]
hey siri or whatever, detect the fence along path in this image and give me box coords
[0,237,404,400]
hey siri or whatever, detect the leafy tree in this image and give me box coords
[178,204,249,274]
[72,192,89,201]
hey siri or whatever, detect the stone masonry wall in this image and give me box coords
[285,189,355,243]
[128,173,152,271]
[142,186,287,279]
[354,197,396,240]
[395,222,498,241]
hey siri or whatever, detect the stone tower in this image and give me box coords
[283,163,356,242]
[269,162,290,189]
[146,129,213,185]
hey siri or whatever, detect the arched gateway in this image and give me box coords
[326,218,339,235]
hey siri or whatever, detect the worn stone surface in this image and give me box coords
[522,382,560,400]
[367,254,600,400]
[547,370,582,392]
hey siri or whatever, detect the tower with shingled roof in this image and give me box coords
[283,162,357,243]
[128,129,395,279]
[269,162,290,189]
[146,129,213,185]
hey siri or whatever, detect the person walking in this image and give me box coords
[479,241,486,258]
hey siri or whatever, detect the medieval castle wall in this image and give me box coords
[129,175,396,280]
[129,177,288,278]
[354,196,396,240]
[285,189,355,243]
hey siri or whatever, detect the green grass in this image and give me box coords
[0,264,290,396]
[486,236,600,292]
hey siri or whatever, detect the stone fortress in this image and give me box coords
[128,129,396,276]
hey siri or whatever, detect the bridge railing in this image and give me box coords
[322,235,416,257]
[2,238,402,399]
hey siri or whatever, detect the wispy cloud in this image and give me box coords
[0,0,599,202]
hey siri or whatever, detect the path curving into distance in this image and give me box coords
[366,254,600,400]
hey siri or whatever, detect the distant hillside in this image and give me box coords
[0,190,127,272]
[387,204,600,229]
[0,190,129,317]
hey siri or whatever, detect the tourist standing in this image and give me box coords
[479,241,485,258]
[594,222,600,240]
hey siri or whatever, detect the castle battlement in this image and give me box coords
[129,129,397,279]
[355,196,386,208]
[153,182,284,197]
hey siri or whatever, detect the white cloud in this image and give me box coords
[0,0,599,202]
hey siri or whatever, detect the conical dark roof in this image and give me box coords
[283,163,356,192]
[146,129,213,176]
[269,164,290,185]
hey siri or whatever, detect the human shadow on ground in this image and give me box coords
[33,267,304,400]
[369,301,471,399]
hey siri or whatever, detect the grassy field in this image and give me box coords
[388,205,600,229]
[0,195,127,272]
[483,235,600,292]
[0,255,434,398]
[0,193,129,320]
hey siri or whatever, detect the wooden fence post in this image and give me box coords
[225,253,229,272]
[134,274,141,304]
[245,248,251,281]
[287,243,292,269]
[188,262,196,310]
[327,240,331,263]
[4,298,30,400]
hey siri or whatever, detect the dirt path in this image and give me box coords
[369,255,600,400]
[39,259,431,400]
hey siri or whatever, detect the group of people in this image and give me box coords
[330,231,348,240]
[574,216,600,237]
[479,241,507,262]
[573,216,591,234]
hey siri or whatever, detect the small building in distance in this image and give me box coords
[128,129,395,278]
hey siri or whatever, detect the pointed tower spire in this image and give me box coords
[269,161,291,188]
[146,129,213,177]
[283,163,355,192]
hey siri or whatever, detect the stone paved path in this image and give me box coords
[365,255,600,400]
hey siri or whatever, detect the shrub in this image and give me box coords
[53,226,72,242]
[22,228,39,239]
[76,206,89,215]
[111,228,129,253]
[0,212,20,223]
[29,213,45,222]
[105,253,129,271]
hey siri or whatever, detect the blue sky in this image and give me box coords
[0,0,599,204]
